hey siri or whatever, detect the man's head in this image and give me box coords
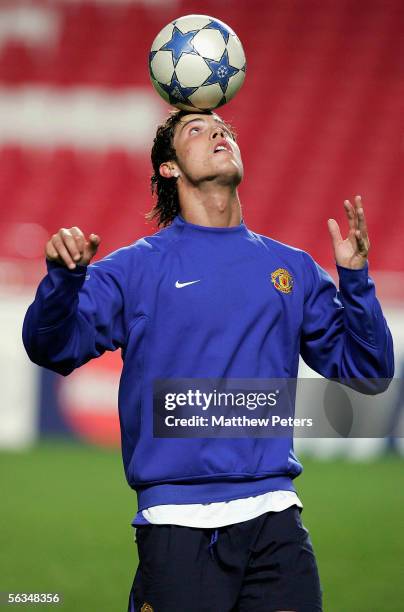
[147,110,242,227]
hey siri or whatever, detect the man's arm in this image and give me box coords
[300,256,394,388]
[22,227,129,376]
[300,196,394,393]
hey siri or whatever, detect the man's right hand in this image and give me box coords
[45,227,100,270]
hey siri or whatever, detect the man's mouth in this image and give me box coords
[213,140,232,154]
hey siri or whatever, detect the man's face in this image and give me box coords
[171,113,243,186]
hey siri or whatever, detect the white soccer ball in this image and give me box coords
[149,14,246,111]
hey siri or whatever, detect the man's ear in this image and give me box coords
[159,162,180,179]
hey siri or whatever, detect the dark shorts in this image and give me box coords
[128,504,323,612]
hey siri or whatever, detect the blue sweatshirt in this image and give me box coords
[22,214,394,510]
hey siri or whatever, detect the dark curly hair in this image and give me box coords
[145,109,236,228]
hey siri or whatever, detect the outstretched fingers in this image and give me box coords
[343,198,357,234]
[354,195,369,241]
[327,217,343,248]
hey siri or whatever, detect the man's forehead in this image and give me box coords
[176,113,224,131]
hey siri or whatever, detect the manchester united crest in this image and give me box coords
[271,268,293,294]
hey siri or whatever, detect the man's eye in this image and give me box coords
[190,127,200,134]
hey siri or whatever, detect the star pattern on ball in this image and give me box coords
[203,50,239,93]
[159,72,197,105]
[160,26,198,67]
[204,20,231,44]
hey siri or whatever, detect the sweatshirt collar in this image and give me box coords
[173,213,247,234]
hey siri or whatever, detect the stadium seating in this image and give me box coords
[0,0,402,272]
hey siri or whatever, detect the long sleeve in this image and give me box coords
[300,252,394,394]
[22,248,133,376]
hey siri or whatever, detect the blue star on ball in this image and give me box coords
[203,49,239,93]
[160,72,197,105]
[204,20,231,44]
[160,26,198,67]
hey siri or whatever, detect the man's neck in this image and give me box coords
[179,184,242,228]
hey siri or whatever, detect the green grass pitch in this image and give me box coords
[0,441,403,611]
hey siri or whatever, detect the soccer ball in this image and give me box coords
[149,14,246,111]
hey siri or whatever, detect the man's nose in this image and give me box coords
[211,127,225,140]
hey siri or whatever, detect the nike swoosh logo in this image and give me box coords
[175,280,201,288]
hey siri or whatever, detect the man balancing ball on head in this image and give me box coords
[23,109,394,612]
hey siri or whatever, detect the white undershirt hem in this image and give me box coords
[141,490,303,528]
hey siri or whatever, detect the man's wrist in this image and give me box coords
[336,261,368,274]
[46,258,88,275]
[336,261,370,294]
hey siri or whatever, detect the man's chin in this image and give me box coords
[210,163,243,186]
[215,170,243,187]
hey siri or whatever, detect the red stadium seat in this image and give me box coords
[0,0,402,272]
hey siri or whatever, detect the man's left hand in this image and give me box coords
[327,195,370,270]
